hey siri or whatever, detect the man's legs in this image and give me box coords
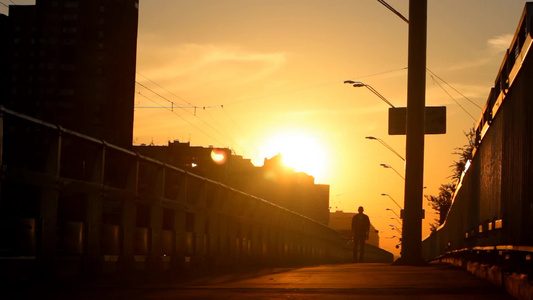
[359,239,365,262]
[353,239,359,262]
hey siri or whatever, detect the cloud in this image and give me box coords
[137,42,287,89]
[446,33,513,72]
[487,33,513,53]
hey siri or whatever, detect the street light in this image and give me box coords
[365,136,405,161]
[389,224,403,234]
[380,163,405,180]
[391,217,402,226]
[381,193,403,210]
[344,80,396,108]
[386,208,401,219]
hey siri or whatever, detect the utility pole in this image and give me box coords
[400,0,427,265]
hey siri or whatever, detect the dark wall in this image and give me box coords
[423,6,533,258]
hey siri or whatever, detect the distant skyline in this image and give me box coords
[2,0,530,256]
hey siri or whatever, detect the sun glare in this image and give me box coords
[261,131,328,182]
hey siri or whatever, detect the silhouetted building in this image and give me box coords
[329,210,380,247]
[0,0,139,148]
[134,140,242,182]
[248,155,330,225]
[135,141,330,225]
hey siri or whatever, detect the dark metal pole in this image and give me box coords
[400,0,427,265]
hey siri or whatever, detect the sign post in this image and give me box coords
[399,0,428,265]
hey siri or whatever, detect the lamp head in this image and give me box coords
[343,80,365,87]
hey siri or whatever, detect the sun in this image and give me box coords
[260,131,328,182]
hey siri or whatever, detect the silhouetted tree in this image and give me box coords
[426,128,475,231]
[450,128,475,181]
[425,183,455,231]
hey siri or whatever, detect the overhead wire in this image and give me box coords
[345,66,481,122]
[376,0,409,24]
[350,66,408,81]
[136,65,481,155]
[370,1,481,122]
[221,107,252,147]
[135,89,227,146]
[134,67,409,154]
[225,67,408,107]
[135,78,245,151]
[136,72,192,106]
[135,80,221,112]
[428,74,478,122]
[201,108,247,154]
[426,68,483,110]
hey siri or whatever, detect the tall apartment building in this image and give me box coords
[0,0,139,148]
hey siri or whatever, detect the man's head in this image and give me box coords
[358,206,364,213]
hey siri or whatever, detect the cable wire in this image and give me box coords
[135,80,245,152]
[376,0,409,24]
[426,68,483,110]
[201,108,246,154]
[428,74,478,122]
[136,72,193,106]
[136,90,227,146]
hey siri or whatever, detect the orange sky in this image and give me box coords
[1,0,522,257]
[124,0,531,257]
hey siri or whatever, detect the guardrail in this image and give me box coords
[422,3,533,279]
[431,246,533,299]
[0,106,352,278]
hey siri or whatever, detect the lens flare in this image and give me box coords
[211,149,227,164]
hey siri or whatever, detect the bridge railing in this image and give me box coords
[422,3,533,271]
[0,106,352,278]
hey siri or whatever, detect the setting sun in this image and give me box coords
[260,131,328,182]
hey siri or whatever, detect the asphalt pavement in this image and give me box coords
[4,263,514,299]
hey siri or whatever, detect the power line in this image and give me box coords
[201,108,247,154]
[134,80,245,152]
[221,107,252,147]
[428,74,478,122]
[135,81,221,113]
[136,90,227,146]
[139,67,407,110]
[376,0,409,24]
[225,67,408,107]
[426,68,483,110]
[134,67,409,154]
[136,72,193,106]
[350,66,408,81]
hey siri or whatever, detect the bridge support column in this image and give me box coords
[118,156,139,272]
[148,166,165,271]
[37,128,62,277]
[84,144,105,274]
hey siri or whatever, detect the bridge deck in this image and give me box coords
[4,263,514,299]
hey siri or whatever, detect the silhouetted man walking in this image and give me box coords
[351,206,370,262]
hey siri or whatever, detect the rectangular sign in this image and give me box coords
[388,106,446,135]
